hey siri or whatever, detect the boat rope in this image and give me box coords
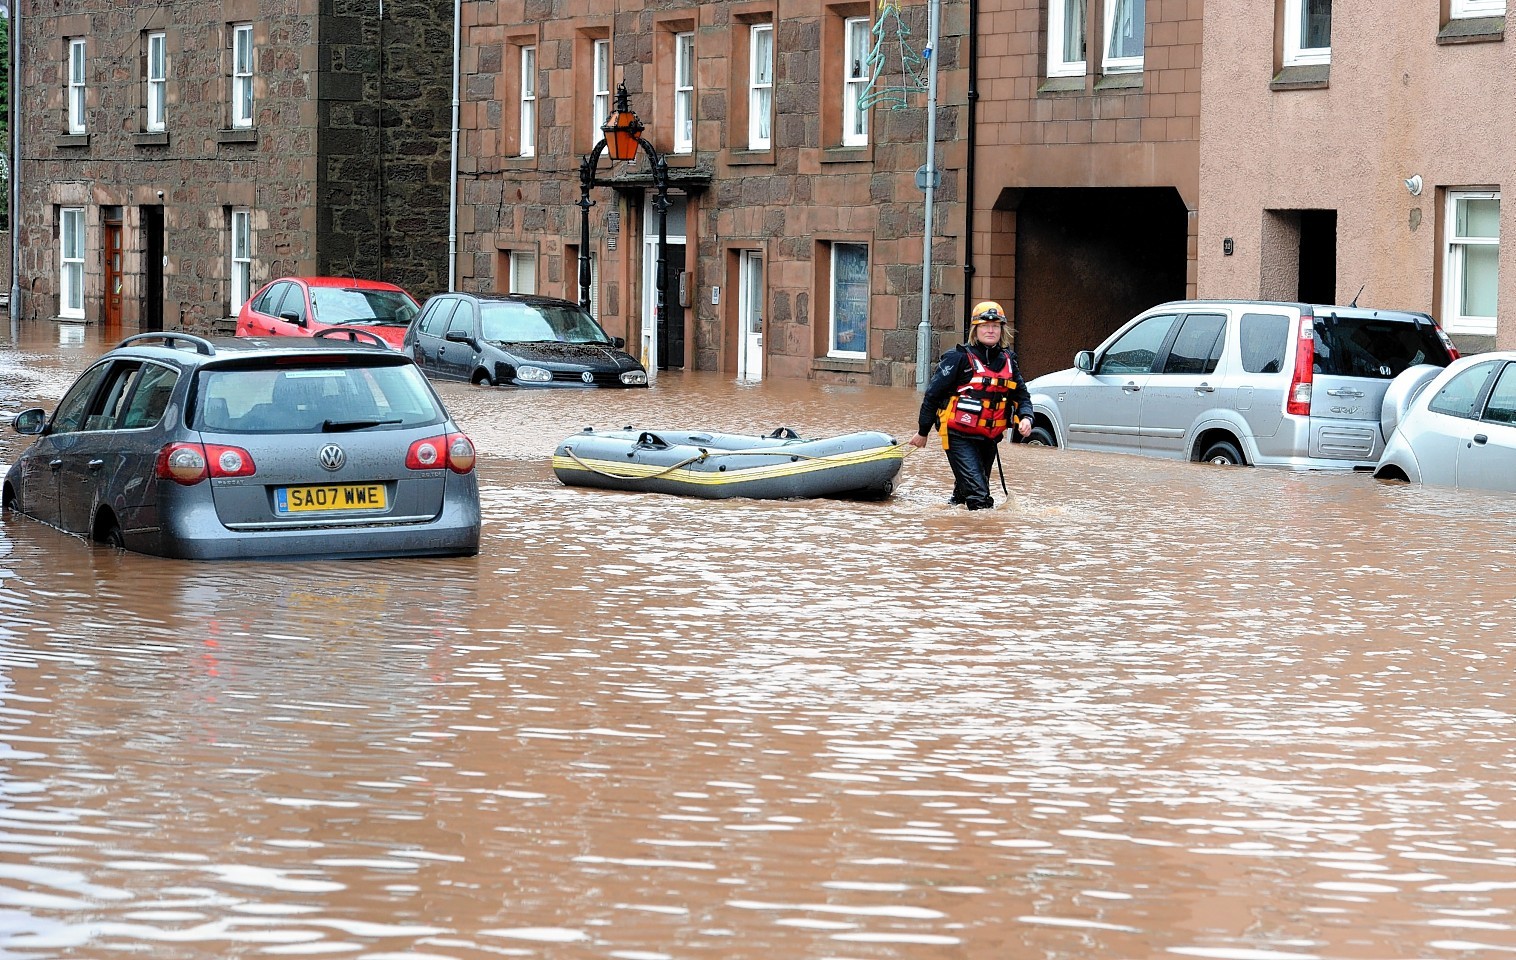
[561,440,911,481]
[562,446,712,480]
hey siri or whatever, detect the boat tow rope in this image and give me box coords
[561,440,912,482]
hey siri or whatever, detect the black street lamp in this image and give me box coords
[578,83,671,373]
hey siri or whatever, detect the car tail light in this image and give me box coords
[1286,314,1315,417]
[1435,324,1460,360]
[407,433,476,474]
[155,442,257,485]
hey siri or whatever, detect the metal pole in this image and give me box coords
[915,0,942,391]
[10,0,23,328]
[577,143,605,316]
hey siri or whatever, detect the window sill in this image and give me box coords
[55,134,90,148]
[1269,64,1330,91]
[821,145,872,164]
[1039,75,1085,95]
[134,132,170,148]
[217,127,258,144]
[1094,72,1143,91]
[665,152,698,169]
[1447,331,1497,354]
[1438,16,1504,44]
[727,149,775,166]
[813,355,870,374]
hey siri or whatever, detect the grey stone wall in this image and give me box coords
[317,0,454,301]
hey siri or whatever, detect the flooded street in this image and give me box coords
[3,321,1516,960]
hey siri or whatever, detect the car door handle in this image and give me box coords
[1326,388,1364,398]
[1473,434,1489,446]
[1122,382,1141,392]
[87,459,105,471]
[1194,383,1215,393]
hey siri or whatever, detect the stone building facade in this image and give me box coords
[11,0,453,334]
[453,0,972,386]
[1198,0,1511,355]
[974,0,1203,379]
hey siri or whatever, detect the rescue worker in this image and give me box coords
[907,301,1034,510]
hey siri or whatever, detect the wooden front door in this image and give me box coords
[104,221,124,328]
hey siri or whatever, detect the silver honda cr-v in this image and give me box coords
[1024,300,1459,468]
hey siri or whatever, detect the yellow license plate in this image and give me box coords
[277,484,387,514]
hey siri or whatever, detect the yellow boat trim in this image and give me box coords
[553,443,905,487]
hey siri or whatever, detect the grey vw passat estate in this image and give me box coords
[2,331,481,559]
[1024,300,1458,468]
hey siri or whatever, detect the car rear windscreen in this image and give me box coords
[195,362,444,433]
[1312,315,1453,379]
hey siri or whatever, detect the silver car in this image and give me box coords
[1374,351,1516,493]
[2,331,481,559]
[1025,300,1458,468]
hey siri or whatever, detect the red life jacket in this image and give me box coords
[941,350,1016,442]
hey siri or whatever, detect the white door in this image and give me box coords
[737,250,764,382]
[642,195,688,381]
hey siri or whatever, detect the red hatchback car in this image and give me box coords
[235,277,421,349]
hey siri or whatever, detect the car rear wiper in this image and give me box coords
[322,418,404,432]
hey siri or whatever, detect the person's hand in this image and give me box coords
[907,433,928,448]
[1017,417,1033,438]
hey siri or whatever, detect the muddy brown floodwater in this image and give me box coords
[2,320,1515,960]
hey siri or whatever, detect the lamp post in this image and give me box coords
[577,83,671,378]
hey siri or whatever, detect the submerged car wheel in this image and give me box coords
[1200,439,1245,465]
[95,517,125,550]
[473,372,495,387]
[1026,425,1057,447]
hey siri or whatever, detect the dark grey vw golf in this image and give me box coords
[404,293,649,387]
[2,331,481,560]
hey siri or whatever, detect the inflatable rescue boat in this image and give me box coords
[552,427,905,500]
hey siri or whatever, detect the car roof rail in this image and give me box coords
[116,332,217,355]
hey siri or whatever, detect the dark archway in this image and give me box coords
[1011,187,1189,380]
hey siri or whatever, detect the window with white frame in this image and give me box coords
[1451,0,1504,17]
[592,39,611,145]
[1048,0,1087,78]
[67,39,87,134]
[231,23,254,128]
[749,24,773,150]
[674,32,695,155]
[829,242,869,357]
[843,17,870,146]
[1444,190,1501,336]
[1103,0,1143,73]
[520,45,537,157]
[60,207,86,319]
[510,250,537,295]
[230,209,252,314]
[146,32,167,132]
[1283,0,1331,66]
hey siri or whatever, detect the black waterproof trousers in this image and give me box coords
[945,432,999,510]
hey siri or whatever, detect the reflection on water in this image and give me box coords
[2,321,1516,958]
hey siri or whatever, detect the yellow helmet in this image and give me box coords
[971,301,1006,325]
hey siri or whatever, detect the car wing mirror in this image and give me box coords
[611,336,625,349]
[1075,350,1094,373]
[13,408,49,436]
[445,330,478,348]
[280,312,305,326]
